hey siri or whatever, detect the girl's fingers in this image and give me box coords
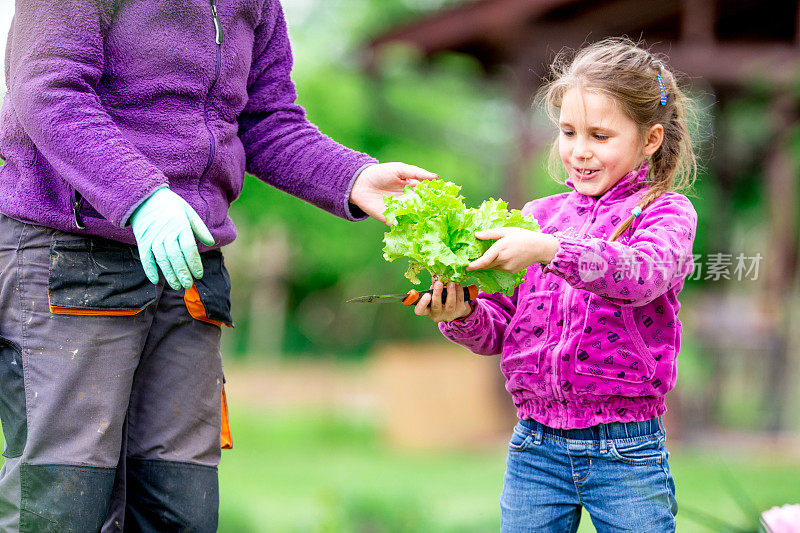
[449,282,466,318]
[414,293,432,316]
[475,228,507,241]
[431,281,444,314]
[467,244,500,271]
[454,282,465,308]
[445,282,457,311]
[414,282,469,322]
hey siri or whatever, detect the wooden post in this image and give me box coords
[505,86,539,208]
[503,50,549,209]
[681,0,715,44]
[796,0,800,46]
[222,225,291,359]
[763,92,799,432]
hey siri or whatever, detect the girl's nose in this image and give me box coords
[573,139,592,160]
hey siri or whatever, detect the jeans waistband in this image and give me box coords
[519,417,663,441]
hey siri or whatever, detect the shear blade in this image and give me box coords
[346,294,405,304]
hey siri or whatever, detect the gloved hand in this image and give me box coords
[130,187,215,290]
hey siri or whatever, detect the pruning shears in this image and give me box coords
[347,284,479,305]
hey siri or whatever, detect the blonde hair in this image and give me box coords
[537,37,697,241]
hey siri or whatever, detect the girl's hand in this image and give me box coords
[414,281,472,323]
[467,228,559,273]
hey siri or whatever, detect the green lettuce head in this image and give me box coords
[382,180,540,296]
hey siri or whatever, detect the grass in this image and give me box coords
[218,408,503,532]
[2,406,798,532]
[217,407,800,532]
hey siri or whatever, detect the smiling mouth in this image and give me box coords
[574,168,600,179]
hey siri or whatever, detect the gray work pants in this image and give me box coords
[0,213,231,532]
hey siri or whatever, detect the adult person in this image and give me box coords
[0,1,436,531]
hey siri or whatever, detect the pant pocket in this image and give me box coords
[181,250,234,450]
[507,421,534,452]
[220,383,232,450]
[608,436,665,466]
[48,237,157,315]
[0,335,26,458]
[184,249,233,328]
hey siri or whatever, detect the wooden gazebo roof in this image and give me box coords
[365,0,800,204]
[367,0,800,89]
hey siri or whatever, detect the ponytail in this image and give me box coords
[609,185,669,242]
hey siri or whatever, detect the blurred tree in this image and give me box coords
[262,0,800,437]
[226,0,531,358]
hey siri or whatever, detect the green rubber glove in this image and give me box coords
[130,187,215,290]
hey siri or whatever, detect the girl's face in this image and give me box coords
[558,88,663,197]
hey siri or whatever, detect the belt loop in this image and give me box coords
[533,422,543,445]
[15,217,28,252]
[599,424,608,453]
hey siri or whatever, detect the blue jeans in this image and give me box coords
[500,417,677,532]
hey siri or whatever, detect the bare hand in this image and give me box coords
[467,228,559,273]
[349,162,438,224]
[414,281,472,323]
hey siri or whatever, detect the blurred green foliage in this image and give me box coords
[227,0,528,358]
[224,0,800,441]
[228,0,794,359]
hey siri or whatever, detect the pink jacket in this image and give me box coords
[440,166,697,428]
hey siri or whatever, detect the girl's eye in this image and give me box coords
[562,130,575,137]
[594,133,609,141]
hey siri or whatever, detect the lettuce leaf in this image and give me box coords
[382,180,540,296]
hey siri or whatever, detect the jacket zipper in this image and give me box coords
[71,186,85,230]
[550,197,603,421]
[211,1,224,45]
[200,0,224,221]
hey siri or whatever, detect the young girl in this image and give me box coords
[415,38,697,532]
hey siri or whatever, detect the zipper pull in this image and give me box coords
[71,188,85,230]
[211,2,223,45]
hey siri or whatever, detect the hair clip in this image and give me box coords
[657,73,667,105]
[631,206,643,217]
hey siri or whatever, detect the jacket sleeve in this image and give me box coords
[238,0,377,221]
[7,0,168,227]
[544,194,697,306]
[438,288,518,356]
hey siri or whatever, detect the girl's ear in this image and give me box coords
[643,124,664,156]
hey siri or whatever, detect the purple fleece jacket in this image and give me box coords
[0,0,376,248]
[440,165,697,429]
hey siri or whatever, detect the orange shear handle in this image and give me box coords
[402,284,479,305]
